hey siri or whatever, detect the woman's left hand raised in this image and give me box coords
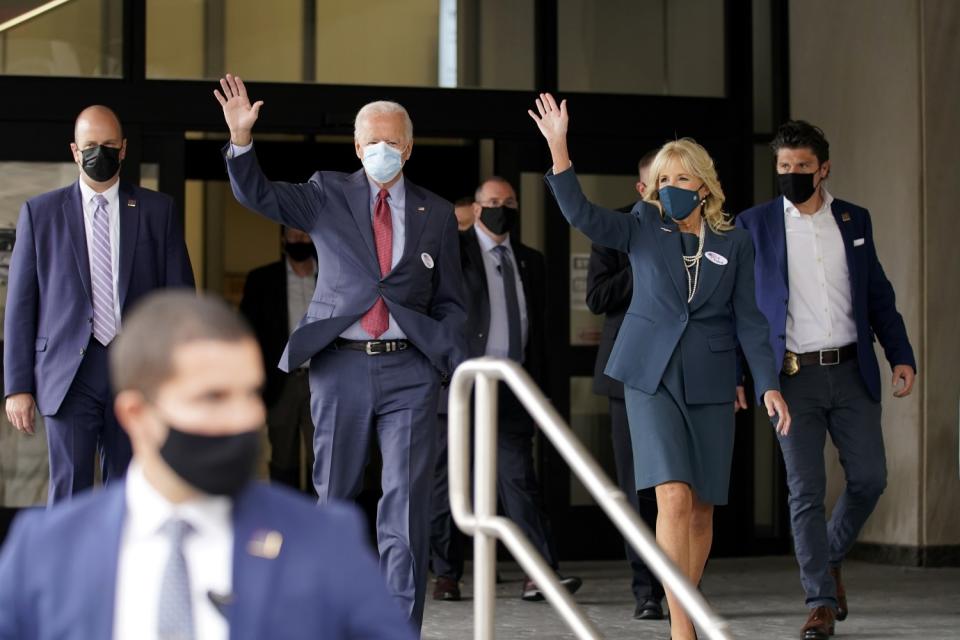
[528,93,569,148]
[763,390,791,436]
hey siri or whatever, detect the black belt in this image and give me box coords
[782,344,856,375]
[333,338,410,355]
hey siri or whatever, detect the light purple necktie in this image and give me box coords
[90,194,117,346]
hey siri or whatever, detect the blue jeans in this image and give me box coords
[777,359,886,609]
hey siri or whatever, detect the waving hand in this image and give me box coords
[214,74,263,146]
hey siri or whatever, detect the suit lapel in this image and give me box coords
[117,183,139,310]
[830,200,859,292]
[344,170,378,265]
[63,183,92,303]
[689,228,731,311]
[653,216,689,305]
[89,485,127,637]
[228,487,280,639]
[765,197,788,289]
[398,178,429,269]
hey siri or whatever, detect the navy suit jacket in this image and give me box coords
[0,482,416,640]
[224,147,467,379]
[736,197,916,402]
[546,169,779,404]
[3,181,194,415]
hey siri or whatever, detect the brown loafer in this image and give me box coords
[801,606,835,639]
[830,565,847,621]
[433,576,461,601]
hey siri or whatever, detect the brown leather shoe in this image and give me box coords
[433,576,461,601]
[830,565,848,621]
[801,606,835,639]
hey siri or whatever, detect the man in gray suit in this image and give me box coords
[214,74,467,630]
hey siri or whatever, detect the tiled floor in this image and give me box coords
[422,556,960,639]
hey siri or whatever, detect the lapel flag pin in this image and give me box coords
[247,529,283,559]
[126,199,137,207]
[841,212,851,222]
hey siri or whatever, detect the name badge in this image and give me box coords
[421,252,435,269]
[704,251,728,266]
[853,238,865,247]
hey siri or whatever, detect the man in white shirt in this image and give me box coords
[3,105,194,503]
[240,226,317,492]
[0,291,414,640]
[737,120,916,640]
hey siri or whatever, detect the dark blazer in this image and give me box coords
[224,147,467,380]
[438,227,547,433]
[585,204,635,399]
[239,260,293,407]
[3,181,194,415]
[0,482,415,640]
[546,168,779,404]
[736,196,916,402]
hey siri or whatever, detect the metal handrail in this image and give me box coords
[448,357,733,640]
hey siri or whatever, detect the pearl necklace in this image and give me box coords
[682,220,706,303]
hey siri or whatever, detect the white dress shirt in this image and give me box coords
[113,463,232,640]
[783,188,858,353]
[475,230,528,361]
[285,257,317,335]
[230,142,406,340]
[78,178,122,329]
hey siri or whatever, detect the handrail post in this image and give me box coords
[473,372,498,640]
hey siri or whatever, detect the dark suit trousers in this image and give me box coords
[308,345,439,630]
[43,341,131,504]
[609,397,665,603]
[430,411,558,582]
[776,359,886,609]
[266,369,315,492]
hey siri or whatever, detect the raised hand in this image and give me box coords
[214,74,263,146]
[527,92,569,147]
[527,93,572,173]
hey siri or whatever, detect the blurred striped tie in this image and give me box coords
[90,194,116,345]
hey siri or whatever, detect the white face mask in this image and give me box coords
[361,141,404,184]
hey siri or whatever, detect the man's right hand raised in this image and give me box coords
[214,74,263,147]
[6,393,36,435]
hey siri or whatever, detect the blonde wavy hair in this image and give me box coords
[643,138,733,233]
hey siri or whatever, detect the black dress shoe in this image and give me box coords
[433,576,461,601]
[633,598,664,620]
[521,575,583,601]
[830,565,848,621]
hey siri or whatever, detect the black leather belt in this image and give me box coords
[333,338,410,355]
[782,344,856,375]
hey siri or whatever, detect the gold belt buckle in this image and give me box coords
[782,351,800,376]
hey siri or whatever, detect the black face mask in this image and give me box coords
[284,241,316,263]
[777,172,818,205]
[79,144,122,183]
[479,206,519,236]
[159,423,261,496]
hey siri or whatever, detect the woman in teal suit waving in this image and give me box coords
[530,93,791,640]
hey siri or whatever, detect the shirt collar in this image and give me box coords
[78,178,120,210]
[784,186,834,219]
[285,257,317,278]
[367,174,405,206]
[475,226,512,255]
[124,462,232,541]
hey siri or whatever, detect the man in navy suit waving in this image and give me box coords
[213,74,466,630]
[736,121,916,640]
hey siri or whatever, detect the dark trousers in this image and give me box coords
[309,345,439,630]
[266,369,315,492]
[609,397,665,603]
[777,359,886,609]
[43,341,132,504]
[430,414,558,581]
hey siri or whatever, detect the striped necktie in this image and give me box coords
[90,194,117,345]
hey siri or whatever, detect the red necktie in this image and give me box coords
[360,188,393,338]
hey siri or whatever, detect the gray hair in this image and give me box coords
[354,101,413,143]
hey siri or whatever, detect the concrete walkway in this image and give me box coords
[422,556,959,639]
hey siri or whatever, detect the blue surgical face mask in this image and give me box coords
[658,185,705,221]
[361,141,404,184]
